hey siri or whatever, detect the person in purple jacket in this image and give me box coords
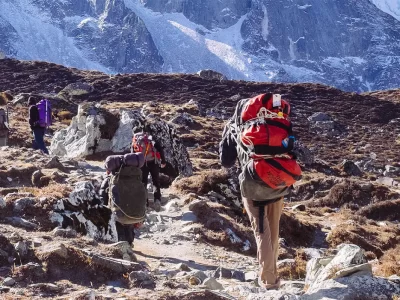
[28,96,49,154]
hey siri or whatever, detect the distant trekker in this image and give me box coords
[99,152,147,246]
[28,96,52,154]
[131,129,166,211]
[219,93,302,289]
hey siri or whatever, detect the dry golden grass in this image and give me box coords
[375,245,400,277]
[57,110,74,120]
[171,169,229,196]
[327,264,344,279]
[60,119,72,126]
[20,183,72,199]
[327,220,400,258]
[278,249,308,280]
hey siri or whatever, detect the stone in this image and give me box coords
[0,249,8,258]
[52,227,78,238]
[207,191,225,201]
[384,165,400,177]
[245,271,258,282]
[192,271,208,283]
[14,241,28,257]
[108,241,137,262]
[176,263,191,272]
[13,197,36,212]
[307,112,332,122]
[188,199,206,212]
[197,69,227,81]
[303,276,400,300]
[51,107,193,177]
[44,156,65,170]
[291,204,306,211]
[50,104,110,158]
[38,243,69,259]
[90,253,142,273]
[189,276,201,285]
[332,263,372,279]
[0,196,5,208]
[165,201,179,212]
[31,170,45,187]
[129,271,155,288]
[308,244,367,290]
[376,176,399,187]
[388,275,400,284]
[2,277,15,287]
[181,211,198,223]
[170,113,194,126]
[232,270,245,282]
[61,82,94,96]
[213,267,232,279]
[202,277,223,290]
[277,259,296,268]
[341,159,363,177]
[0,286,10,293]
[5,217,37,229]
[29,283,60,292]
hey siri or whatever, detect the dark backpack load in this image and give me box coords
[105,153,145,172]
[37,99,52,127]
[0,108,9,146]
[108,165,147,224]
[0,108,9,130]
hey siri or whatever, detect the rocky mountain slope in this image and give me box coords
[0,58,399,299]
[1,0,400,91]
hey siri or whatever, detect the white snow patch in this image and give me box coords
[0,0,109,72]
[298,4,312,10]
[261,5,269,41]
[370,0,400,21]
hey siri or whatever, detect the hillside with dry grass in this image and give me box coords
[0,58,399,299]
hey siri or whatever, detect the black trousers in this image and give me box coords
[141,160,161,201]
[116,222,135,245]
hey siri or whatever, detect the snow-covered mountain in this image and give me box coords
[1,0,400,92]
[371,0,400,20]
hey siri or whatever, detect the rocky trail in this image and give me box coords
[0,58,400,299]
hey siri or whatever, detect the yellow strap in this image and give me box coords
[144,142,150,157]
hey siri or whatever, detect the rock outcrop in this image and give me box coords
[50,104,193,177]
[303,244,400,299]
[50,181,118,243]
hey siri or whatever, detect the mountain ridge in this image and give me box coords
[0,0,400,91]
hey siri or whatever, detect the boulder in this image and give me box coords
[60,82,94,96]
[51,106,193,177]
[169,112,194,126]
[13,197,36,212]
[50,104,112,158]
[129,271,155,288]
[50,181,118,242]
[0,196,5,208]
[306,244,368,290]
[340,159,363,177]
[202,277,223,290]
[197,69,227,81]
[44,156,66,170]
[303,276,400,300]
[307,112,333,122]
[384,165,400,177]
